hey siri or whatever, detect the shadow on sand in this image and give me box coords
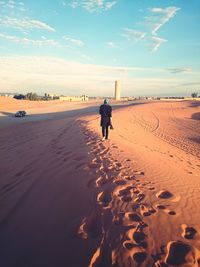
[191,112,200,121]
[0,100,149,267]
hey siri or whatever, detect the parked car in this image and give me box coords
[15,110,26,117]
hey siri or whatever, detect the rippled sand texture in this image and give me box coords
[83,100,200,266]
[0,98,200,266]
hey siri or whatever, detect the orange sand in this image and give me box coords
[0,97,200,266]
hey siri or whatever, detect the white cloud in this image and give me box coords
[69,0,117,12]
[63,35,84,47]
[0,0,27,13]
[122,28,146,42]
[0,33,59,46]
[147,6,180,35]
[0,17,55,32]
[150,36,167,52]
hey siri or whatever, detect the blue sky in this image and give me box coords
[0,0,199,96]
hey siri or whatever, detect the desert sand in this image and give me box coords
[0,97,200,266]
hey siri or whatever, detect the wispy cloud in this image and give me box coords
[0,0,27,13]
[63,35,84,47]
[69,0,117,12]
[166,67,192,74]
[0,17,55,32]
[0,33,59,46]
[147,6,181,35]
[122,28,146,42]
[121,6,180,52]
[150,36,167,52]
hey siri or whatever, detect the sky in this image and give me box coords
[0,0,200,97]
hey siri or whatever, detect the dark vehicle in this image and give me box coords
[15,110,26,117]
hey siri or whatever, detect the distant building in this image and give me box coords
[46,93,59,99]
[59,95,89,101]
[115,80,121,100]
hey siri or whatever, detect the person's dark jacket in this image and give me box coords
[99,104,112,127]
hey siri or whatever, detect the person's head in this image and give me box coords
[104,98,109,104]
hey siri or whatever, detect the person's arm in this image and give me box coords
[110,106,112,124]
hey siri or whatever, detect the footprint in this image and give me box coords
[132,229,146,244]
[125,212,142,222]
[134,193,145,203]
[155,204,166,210]
[125,176,136,181]
[132,249,147,263]
[181,224,197,239]
[96,176,108,187]
[118,187,131,197]
[78,213,102,239]
[97,190,112,208]
[123,238,147,263]
[113,179,127,185]
[168,211,176,216]
[149,187,155,190]
[156,190,173,199]
[123,241,136,250]
[140,205,155,217]
[165,241,195,265]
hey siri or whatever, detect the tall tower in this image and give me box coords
[115,80,120,100]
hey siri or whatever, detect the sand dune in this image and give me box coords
[0,98,200,266]
[82,100,200,266]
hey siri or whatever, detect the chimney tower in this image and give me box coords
[115,80,120,100]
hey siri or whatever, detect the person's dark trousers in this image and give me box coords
[102,126,109,139]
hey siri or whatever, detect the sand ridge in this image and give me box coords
[0,98,200,266]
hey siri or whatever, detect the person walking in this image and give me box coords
[99,98,112,141]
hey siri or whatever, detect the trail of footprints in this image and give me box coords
[78,127,200,266]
